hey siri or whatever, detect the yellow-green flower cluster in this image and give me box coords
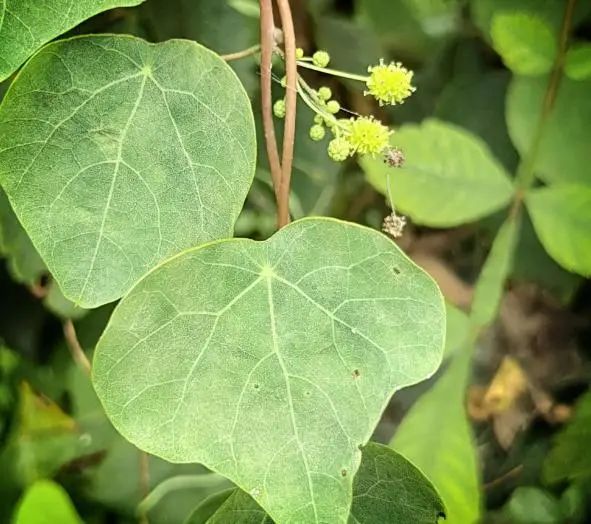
[326,116,392,161]
[365,60,416,106]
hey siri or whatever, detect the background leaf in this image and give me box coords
[565,43,591,80]
[362,119,514,227]
[506,75,591,186]
[490,13,556,76]
[0,0,144,82]
[0,35,256,308]
[12,479,82,524]
[544,391,591,484]
[391,350,481,524]
[526,184,591,276]
[192,443,445,524]
[93,217,445,523]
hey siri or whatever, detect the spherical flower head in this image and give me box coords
[346,116,392,156]
[365,60,416,106]
[328,137,351,162]
[309,124,326,142]
[273,99,286,119]
[318,86,332,101]
[296,47,305,59]
[326,100,340,114]
[313,50,331,68]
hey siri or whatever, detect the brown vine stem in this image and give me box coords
[275,0,297,228]
[63,319,91,375]
[221,44,261,62]
[259,0,283,205]
[510,0,577,217]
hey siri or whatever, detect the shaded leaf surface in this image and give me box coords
[93,218,445,523]
[526,184,591,276]
[0,35,256,308]
[507,76,591,185]
[565,43,591,80]
[192,443,445,524]
[362,119,513,227]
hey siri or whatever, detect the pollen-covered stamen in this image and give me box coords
[365,59,416,106]
[345,116,392,156]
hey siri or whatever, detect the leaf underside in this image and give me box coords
[93,217,445,524]
[0,35,256,308]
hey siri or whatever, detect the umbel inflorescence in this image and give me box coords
[273,48,416,164]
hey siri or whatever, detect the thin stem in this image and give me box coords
[276,0,297,228]
[63,320,91,375]
[221,44,261,62]
[137,474,227,516]
[296,60,368,82]
[259,0,282,201]
[139,451,150,524]
[512,0,577,197]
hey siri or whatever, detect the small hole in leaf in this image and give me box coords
[352,369,360,378]
[341,469,347,477]
[253,383,260,390]
[393,267,401,275]
[305,390,311,397]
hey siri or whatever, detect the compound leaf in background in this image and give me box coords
[0,35,256,308]
[526,184,591,277]
[196,443,445,523]
[0,0,144,82]
[13,480,82,524]
[565,43,591,81]
[391,349,480,524]
[490,13,556,76]
[93,217,445,523]
[362,119,514,227]
[507,76,591,186]
[544,391,591,484]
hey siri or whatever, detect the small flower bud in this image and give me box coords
[296,48,305,59]
[280,76,287,88]
[318,86,332,101]
[328,137,351,162]
[314,114,325,125]
[309,124,326,142]
[326,100,340,114]
[273,99,286,118]
[312,50,330,68]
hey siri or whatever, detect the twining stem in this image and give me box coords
[63,320,91,375]
[276,0,297,228]
[259,0,283,202]
[221,44,261,62]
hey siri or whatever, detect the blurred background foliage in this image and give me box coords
[1,0,591,522]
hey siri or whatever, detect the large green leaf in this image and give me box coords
[544,390,591,484]
[506,76,591,186]
[13,480,82,524]
[195,443,445,523]
[361,119,514,227]
[0,0,144,82]
[391,350,480,524]
[526,184,591,277]
[0,35,256,308]
[93,217,445,524]
[490,12,556,76]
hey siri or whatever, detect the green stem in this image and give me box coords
[296,60,368,82]
[137,474,227,516]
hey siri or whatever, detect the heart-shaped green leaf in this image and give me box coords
[191,443,445,523]
[0,35,256,308]
[93,217,445,523]
[0,0,144,82]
